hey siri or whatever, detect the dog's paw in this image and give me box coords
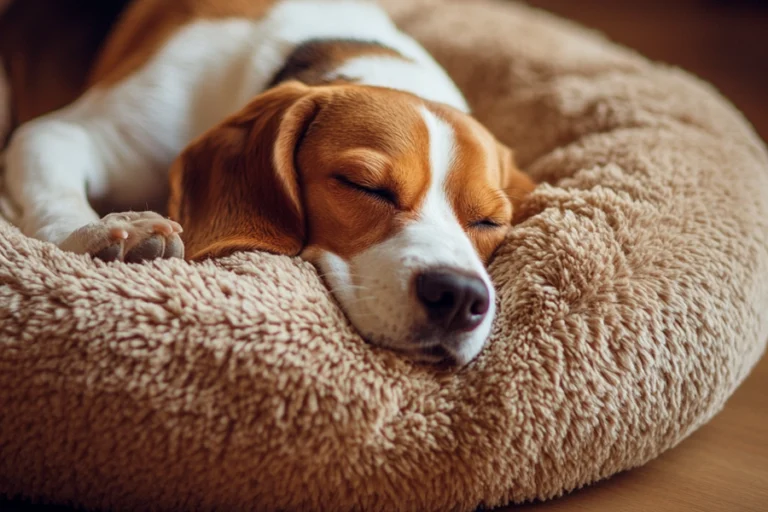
[59,211,184,262]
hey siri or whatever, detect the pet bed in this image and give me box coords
[1,0,767,510]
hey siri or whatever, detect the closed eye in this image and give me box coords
[334,174,398,206]
[470,219,504,229]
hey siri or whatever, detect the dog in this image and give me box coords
[0,0,535,365]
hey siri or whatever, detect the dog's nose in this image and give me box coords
[415,269,490,332]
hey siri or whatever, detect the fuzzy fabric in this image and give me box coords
[1,0,767,511]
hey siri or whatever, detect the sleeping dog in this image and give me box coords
[1,0,535,365]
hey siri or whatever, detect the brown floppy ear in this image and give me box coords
[168,81,319,260]
[497,142,536,224]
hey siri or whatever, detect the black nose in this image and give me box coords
[415,269,490,332]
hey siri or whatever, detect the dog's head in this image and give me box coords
[169,81,535,365]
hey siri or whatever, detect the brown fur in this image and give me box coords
[170,82,433,260]
[169,81,316,259]
[296,86,432,259]
[170,80,534,263]
[429,103,535,259]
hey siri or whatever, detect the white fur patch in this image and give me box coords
[333,56,467,113]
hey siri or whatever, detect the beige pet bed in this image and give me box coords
[2,1,767,511]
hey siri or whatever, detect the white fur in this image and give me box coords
[310,107,493,365]
[4,0,467,245]
[332,56,467,110]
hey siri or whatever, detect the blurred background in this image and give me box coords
[525,0,768,142]
[2,0,767,142]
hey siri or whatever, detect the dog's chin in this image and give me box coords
[356,314,494,367]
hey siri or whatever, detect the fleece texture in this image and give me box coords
[1,0,767,510]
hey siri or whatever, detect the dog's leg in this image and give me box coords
[4,90,185,261]
[3,18,263,261]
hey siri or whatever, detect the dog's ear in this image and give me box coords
[496,142,536,224]
[169,81,319,260]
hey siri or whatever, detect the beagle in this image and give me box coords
[1,0,535,365]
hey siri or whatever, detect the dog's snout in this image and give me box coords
[415,268,490,332]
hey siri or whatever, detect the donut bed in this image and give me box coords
[1,0,767,510]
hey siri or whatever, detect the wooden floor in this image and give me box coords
[505,357,768,511]
[502,1,768,511]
